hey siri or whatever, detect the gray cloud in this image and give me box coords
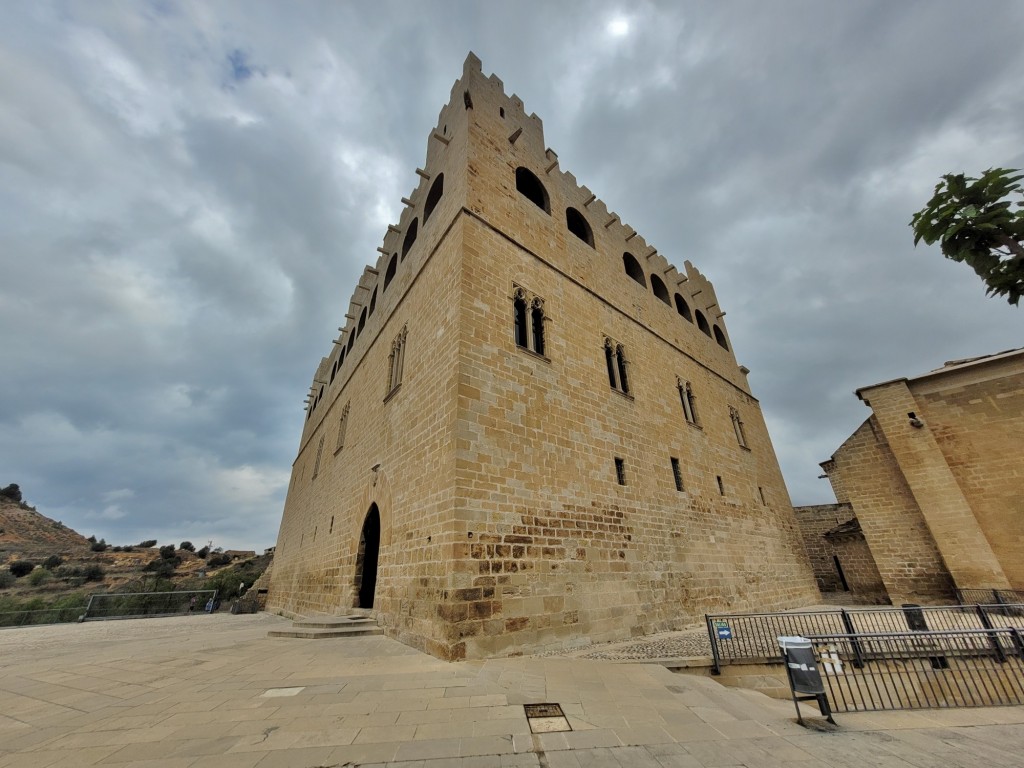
[2,1,1022,547]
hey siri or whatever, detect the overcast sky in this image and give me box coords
[2,1,1021,551]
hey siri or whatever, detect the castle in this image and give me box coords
[267,54,819,659]
[817,348,1024,604]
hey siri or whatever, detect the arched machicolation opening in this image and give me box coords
[566,207,594,247]
[674,294,692,322]
[424,174,443,223]
[695,310,712,337]
[402,218,418,260]
[623,252,646,287]
[383,254,398,292]
[516,167,550,213]
[651,274,670,305]
[714,325,729,350]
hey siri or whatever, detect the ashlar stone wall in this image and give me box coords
[269,53,820,660]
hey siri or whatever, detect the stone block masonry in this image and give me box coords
[268,53,820,659]
[822,349,1024,604]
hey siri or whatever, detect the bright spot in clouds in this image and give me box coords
[607,16,630,37]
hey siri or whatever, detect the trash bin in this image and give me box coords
[778,636,835,725]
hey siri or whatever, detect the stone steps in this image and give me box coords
[268,612,383,640]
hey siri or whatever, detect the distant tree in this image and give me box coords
[42,555,63,570]
[144,559,175,577]
[9,561,35,578]
[206,553,232,568]
[196,546,210,559]
[139,539,157,548]
[82,564,105,582]
[87,535,97,544]
[911,168,1024,306]
[159,545,177,560]
[179,541,195,552]
[0,484,22,502]
[90,538,108,552]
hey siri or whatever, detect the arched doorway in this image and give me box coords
[355,504,381,609]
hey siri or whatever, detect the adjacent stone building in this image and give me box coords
[793,503,887,603]
[820,348,1024,604]
[267,54,819,659]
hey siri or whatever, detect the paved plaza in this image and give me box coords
[1,613,1023,767]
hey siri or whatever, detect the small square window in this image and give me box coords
[615,457,626,486]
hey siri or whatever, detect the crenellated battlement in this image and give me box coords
[304,53,736,433]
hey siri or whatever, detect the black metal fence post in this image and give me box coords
[840,609,865,668]
[705,614,722,675]
[976,604,1007,662]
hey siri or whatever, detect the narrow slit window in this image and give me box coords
[730,407,748,448]
[605,339,618,389]
[386,326,407,397]
[616,345,630,395]
[312,435,325,480]
[615,457,626,486]
[335,402,350,452]
[671,457,684,492]
[531,299,545,356]
[513,291,529,347]
[717,475,725,495]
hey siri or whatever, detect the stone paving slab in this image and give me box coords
[0,614,1023,767]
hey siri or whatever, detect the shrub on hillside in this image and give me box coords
[90,539,108,552]
[42,555,63,570]
[144,559,176,577]
[28,568,51,586]
[179,541,195,552]
[0,571,14,588]
[82,564,105,582]
[206,553,232,568]
[159,545,177,560]
[138,540,157,548]
[0,484,22,502]
[196,546,210,558]
[9,561,35,578]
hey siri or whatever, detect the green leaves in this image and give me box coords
[910,168,1024,306]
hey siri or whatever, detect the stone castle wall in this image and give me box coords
[793,503,853,593]
[269,54,819,659]
[823,351,1024,602]
[793,503,887,602]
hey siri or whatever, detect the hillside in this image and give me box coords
[0,496,93,560]
[0,493,271,608]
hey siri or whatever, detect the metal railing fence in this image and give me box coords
[706,603,1024,674]
[0,606,88,628]
[82,589,219,620]
[957,588,1024,609]
[806,628,1024,712]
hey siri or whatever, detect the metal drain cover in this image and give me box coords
[524,703,572,733]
